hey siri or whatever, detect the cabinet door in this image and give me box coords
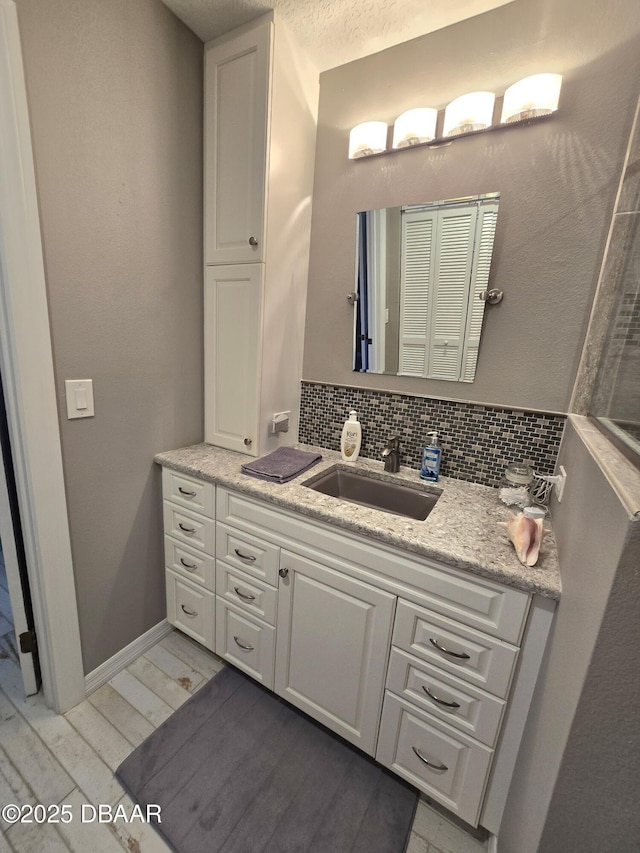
[275,550,395,755]
[204,19,271,264]
[204,264,262,454]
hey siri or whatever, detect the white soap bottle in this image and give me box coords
[340,410,362,462]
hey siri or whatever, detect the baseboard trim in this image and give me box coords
[84,619,173,695]
[487,834,498,853]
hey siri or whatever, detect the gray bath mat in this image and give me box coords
[116,665,418,853]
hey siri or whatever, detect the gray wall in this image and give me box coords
[304,0,640,413]
[16,0,204,673]
[498,417,640,852]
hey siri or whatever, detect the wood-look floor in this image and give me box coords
[0,554,485,853]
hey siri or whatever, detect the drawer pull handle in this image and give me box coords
[234,586,256,602]
[422,685,461,709]
[429,638,471,660]
[180,605,198,617]
[180,558,198,571]
[412,747,448,772]
[178,487,197,497]
[279,568,289,578]
[248,236,258,246]
[233,636,254,652]
[178,523,197,534]
[234,548,256,562]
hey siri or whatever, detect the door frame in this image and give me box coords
[0,381,38,695]
[0,0,84,712]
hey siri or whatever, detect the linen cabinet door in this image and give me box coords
[204,264,262,454]
[204,18,271,265]
[274,551,395,756]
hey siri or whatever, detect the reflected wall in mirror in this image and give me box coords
[354,193,500,382]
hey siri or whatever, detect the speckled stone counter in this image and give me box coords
[155,443,562,600]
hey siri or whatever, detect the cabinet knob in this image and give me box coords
[248,236,258,247]
[279,567,289,578]
[244,438,252,447]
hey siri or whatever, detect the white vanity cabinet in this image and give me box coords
[161,470,555,835]
[203,14,318,456]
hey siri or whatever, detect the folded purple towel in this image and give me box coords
[241,447,322,484]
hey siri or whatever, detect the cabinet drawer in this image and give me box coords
[216,561,277,625]
[166,569,215,650]
[215,522,279,585]
[393,600,518,699]
[386,648,505,747]
[377,692,492,827]
[215,599,275,689]
[164,536,215,590]
[163,502,215,555]
[162,468,214,518]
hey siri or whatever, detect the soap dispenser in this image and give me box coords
[420,432,442,482]
[340,410,362,462]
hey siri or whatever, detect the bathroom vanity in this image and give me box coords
[156,443,560,833]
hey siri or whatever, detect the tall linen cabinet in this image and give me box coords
[204,14,318,455]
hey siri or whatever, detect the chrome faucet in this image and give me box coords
[382,436,400,473]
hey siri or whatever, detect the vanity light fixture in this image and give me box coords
[392,108,438,148]
[348,121,388,158]
[501,73,562,123]
[348,73,562,159]
[443,91,495,137]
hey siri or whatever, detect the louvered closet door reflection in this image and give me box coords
[461,203,499,381]
[398,210,437,376]
[427,206,478,381]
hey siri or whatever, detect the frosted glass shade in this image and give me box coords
[348,121,388,158]
[443,91,495,137]
[392,108,438,148]
[501,73,562,123]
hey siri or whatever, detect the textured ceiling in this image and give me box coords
[159,0,515,71]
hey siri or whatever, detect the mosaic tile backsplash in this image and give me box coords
[299,381,566,488]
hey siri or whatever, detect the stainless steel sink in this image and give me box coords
[303,465,441,521]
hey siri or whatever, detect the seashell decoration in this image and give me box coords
[498,512,546,567]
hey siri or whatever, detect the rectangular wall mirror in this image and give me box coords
[353,193,500,382]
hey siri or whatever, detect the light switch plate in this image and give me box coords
[65,379,95,419]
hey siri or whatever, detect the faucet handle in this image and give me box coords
[386,435,400,449]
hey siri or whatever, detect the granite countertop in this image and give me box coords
[155,443,562,600]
